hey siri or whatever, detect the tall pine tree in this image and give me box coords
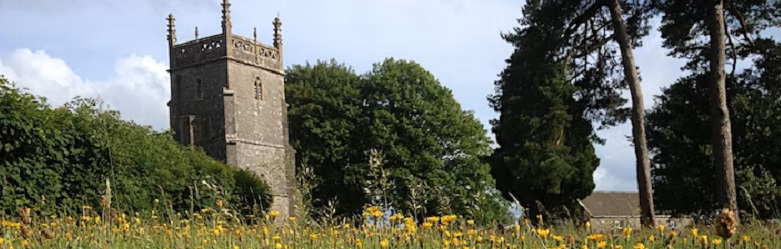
[489,0,629,223]
[652,0,781,221]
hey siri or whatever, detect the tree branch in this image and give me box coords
[727,4,755,46]
[573,34,616,58]
[725,20,737,77]
[563,1,606,39]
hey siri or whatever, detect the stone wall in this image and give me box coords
[168,60,228,161]
[226,59,292,216]
[589,215,694,232]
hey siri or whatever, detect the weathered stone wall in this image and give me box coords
[226,59,292,216]
[168,60,228,161]
[589,216,694,232]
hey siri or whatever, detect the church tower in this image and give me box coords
[165,0,295,217]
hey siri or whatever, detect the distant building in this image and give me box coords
[580,191,692,231]
[164,0,295,217]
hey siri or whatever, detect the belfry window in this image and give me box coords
[195,78,204,100]
[254,77,263,100]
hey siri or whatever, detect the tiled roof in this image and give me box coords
[580,191,641,217]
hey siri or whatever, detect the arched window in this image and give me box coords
[254,77,263,100]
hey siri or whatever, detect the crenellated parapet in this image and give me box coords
[170,34,281,71]
[229,35,282,70]
[171,35,225,69]
[167,0,283,72]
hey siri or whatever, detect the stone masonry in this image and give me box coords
[165,0,296,217]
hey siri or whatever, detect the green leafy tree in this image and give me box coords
[647,38,781,219]
[284,60,367,218]
[286,59,511,225]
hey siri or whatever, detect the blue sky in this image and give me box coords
[0,0,711,192]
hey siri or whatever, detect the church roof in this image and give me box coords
[580,191,642,217]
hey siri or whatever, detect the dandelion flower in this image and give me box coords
[622,227,632,237]
[536,228,550,239]
[697,235,708,246]
[712,238,722,245]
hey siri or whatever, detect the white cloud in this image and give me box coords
[0,49,170,130]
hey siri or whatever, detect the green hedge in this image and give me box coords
[0,76,272,217]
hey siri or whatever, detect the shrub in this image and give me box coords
[0,76,273,217]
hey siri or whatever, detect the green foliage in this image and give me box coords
[285,59,367,217]
[0,76,271,216]
[654,0,781,71]
[286,59,511,225]
[232,168,273,215]
[487,0,636,223]
[647,38,781,219]
[648,0,781,219]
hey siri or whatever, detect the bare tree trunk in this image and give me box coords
[606,0,655,228]
[706,0,739,223]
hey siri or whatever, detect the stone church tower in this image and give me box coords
[165,0,295,217]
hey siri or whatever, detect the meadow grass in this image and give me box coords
[1,203,779,249]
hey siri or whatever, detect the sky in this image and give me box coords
[0,0,704,192]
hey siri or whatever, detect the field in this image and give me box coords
[0,205,779,249]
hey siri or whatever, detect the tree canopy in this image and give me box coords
[286,59,511,225]
[488,0,632,223]
[647,0,781,219]
[647,37,781,219]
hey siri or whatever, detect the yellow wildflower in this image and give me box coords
[712,238,722,245]
[622,227,632,237]
[536,228,550,239]
[697,235,708,246]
